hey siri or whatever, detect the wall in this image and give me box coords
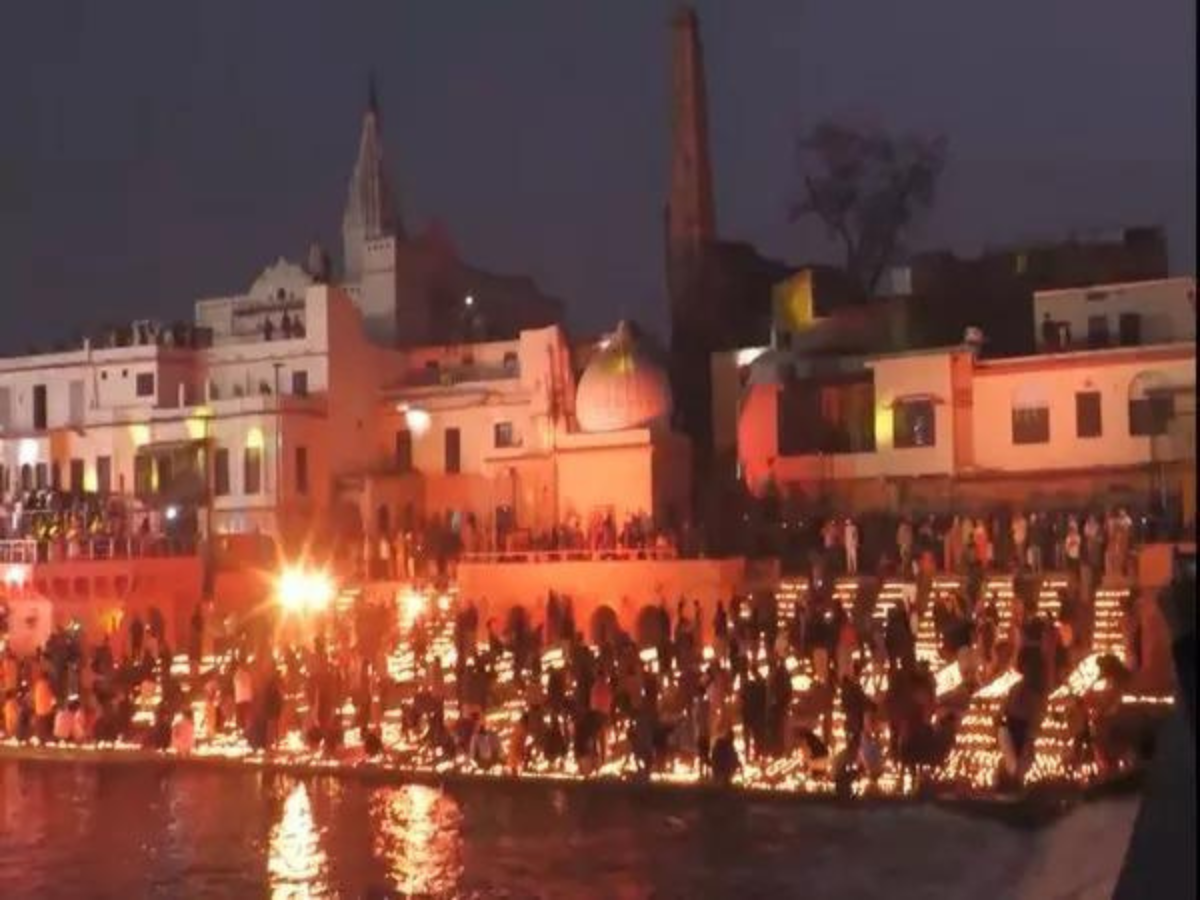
[555,431,654,525]
[970,346,1195,473]
[1,555,204,652]
[457,556,747,642]
[1035,278,1196,349]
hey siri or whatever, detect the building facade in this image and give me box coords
[736,338,1196,521]
[354,321,692,553]
[1035,277,1196,352]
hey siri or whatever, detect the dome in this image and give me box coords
[575,321,672,433]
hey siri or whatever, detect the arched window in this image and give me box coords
[1011,383,1050,445]
[1128,370,1175,437]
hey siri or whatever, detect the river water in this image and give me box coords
[0,760,1138,899]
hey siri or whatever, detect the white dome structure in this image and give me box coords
[575,321,673,433]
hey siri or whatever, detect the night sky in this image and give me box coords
[0,0,1193,352]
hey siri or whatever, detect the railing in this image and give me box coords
[394,363,517,388]
[0,536,198,564]
[460,547,679,564]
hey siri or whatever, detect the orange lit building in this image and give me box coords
[735,338,1195,519]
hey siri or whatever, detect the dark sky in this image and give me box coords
[0,0,1193,352]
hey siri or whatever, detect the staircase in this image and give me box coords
[1091,583,1132,661]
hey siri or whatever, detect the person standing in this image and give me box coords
[844,518,859,576]
[897,518,914,577]
[1011,511,1028,571]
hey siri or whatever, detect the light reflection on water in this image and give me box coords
[269,784,330,899]
[371,784,463,897]
[0,760,1123,899]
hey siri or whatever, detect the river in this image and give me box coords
[0,759,1139,898]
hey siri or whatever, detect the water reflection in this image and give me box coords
[269,783,329,899]
[371,785,464,897]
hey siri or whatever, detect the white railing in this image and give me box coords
[0,536,197,564]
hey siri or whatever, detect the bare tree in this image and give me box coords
[791,121,947,296]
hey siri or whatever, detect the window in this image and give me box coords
[1129,392,1173,437]
[291,370,308,397]
[395,430,413,473]
[32,384,47,430]
[72,460,85,492]
[494,421,515,448]
[244,447,263,494]
[1012,407,1050,444]
[295,446,309,495]
[35,463,48,489]
[1086,315,1110,349]
[1118,313,1141,347]
[50,462,61,491]
[893,399,936,449]
[1075,391,1102,438]
[777,376,876,455]
[20,464,32,492]
[134,455,154,496]
[157,456,172,492]
[136,372,155,397]
[96,456,112,494]
[502,352,519,374]
[444,427,461,474]
[213,448,230,497]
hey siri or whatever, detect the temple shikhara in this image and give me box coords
[0,6,1193,815]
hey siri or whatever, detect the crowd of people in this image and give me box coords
[351,509,681,581]
[0,545,1157,797]
[0,489,190,561]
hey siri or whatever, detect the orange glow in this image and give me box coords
[276,566,335,614]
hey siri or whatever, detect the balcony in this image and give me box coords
[393,362,518,389]
[0,535,198,565]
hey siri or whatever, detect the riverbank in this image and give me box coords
[0,740,1140,829]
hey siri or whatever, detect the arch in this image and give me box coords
[635,604,665,649]
[1128,370,1177,437]
[1127,369,1173,401]
[589,605,621,646]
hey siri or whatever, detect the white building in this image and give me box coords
[357,321,691,550]
[1035,277,1195,351]
[0,268,393,548]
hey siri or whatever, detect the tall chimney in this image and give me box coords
[665,5,718,450]
[666,6,716,264]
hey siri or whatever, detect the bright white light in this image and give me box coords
[3,565,25,587]
[276,566,335,614]
[404,407,432,436]
[18,439,38,467]
[464,295,475,307]
[165,506,179,522]
[735,347,767,367]
[399,589,427,629]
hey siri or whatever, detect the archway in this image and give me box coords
[589,605,621,646]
